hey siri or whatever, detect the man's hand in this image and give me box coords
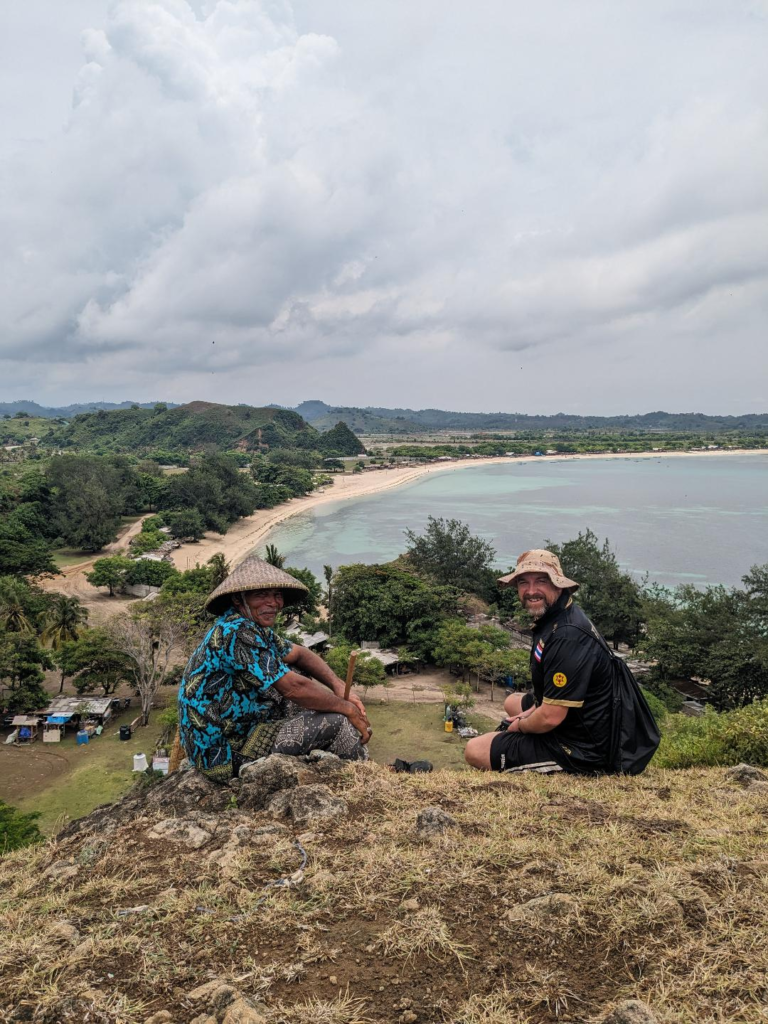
[345,703,372,744]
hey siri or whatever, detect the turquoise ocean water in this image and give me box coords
[259,454,768,589]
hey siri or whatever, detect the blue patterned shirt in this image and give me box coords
[178,608,294,781]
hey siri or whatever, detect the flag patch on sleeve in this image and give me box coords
[534,641,544,663]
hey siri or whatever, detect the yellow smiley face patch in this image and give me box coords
[553,672,568,688]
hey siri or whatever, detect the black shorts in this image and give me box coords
[489,731,565,774]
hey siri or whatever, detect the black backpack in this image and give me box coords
[570,622,661,775]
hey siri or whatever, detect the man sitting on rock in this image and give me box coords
[464,549,614,775]
[179,556,371,782]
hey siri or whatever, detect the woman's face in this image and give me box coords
[240,588,285,627]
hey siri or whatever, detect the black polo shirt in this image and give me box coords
[529,594,614,772]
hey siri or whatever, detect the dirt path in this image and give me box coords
[39,516,149,622]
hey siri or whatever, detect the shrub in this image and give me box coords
[640,687,668,723]
[130,529,165,555]
[125,560,178,588]
[719,700,768,765]
[0,801,43,854]
[653,699,768,769]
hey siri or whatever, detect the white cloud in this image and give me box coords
[0,0,767,411]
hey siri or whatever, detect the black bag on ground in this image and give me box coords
[571,623,660,775]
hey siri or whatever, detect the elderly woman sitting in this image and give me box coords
[179,557,371,782]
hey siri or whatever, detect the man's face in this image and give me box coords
[515,572,562,620]
[240,588,285,627]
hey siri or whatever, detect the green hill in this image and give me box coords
[40,402,367,458]
[41,402,316,455]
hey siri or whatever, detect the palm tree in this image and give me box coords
[41,595,88,650]
[0,578,35,634]
[264,544,286,568]
[206,552,230,589]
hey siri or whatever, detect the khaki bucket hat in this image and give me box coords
[205,556,309,615]
[497,549,579,592]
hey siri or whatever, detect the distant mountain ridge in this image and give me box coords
[0,400,178,419]
[293,401,768,434]
[6,397,767,433]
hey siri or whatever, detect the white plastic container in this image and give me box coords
[132,752,149,772]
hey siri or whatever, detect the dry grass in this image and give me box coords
[1,764,768,1023]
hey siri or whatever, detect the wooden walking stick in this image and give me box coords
[168,727,184,773]
[344,650,358,701]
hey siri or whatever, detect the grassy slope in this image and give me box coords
[2,761,766,1023]
[0,416,55,444]
[11,709,164,834]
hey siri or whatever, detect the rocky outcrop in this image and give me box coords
[416,806,458,836]
[268,783,348,827]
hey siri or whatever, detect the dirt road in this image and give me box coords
[39,515,149,622]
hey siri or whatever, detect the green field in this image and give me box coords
[366,701,495,770]
[11,708,165,834]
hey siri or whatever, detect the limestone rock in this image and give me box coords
[57,766,230,841]
[188,1016,217,1024]
[144,770,233,815]
[268,784,348,827]
[724,764,768,787]
[416,807,458,836]
[147,818,211,850]
[188,980,237,1011]
[602,999,658,1024]
[238,754,318,811]
[306,750,348,778]
[221,997,267,1024]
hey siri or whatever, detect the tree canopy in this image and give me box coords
[404,517,497,598]
[331,562,458,659]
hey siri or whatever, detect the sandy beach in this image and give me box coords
[170,446,767,573]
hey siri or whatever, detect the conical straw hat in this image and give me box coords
[205,556,309,615]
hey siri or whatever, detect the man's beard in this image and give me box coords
[524,596,554,620]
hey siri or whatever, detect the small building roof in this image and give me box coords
[289,631,330,649]
[43,696,114,717]
[47,715,73,724]
[365,649,400,667]
[12,716,39,726]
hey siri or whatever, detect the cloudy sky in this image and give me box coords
[1,0,766,414]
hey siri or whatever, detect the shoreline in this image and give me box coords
[170,446,768,571]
